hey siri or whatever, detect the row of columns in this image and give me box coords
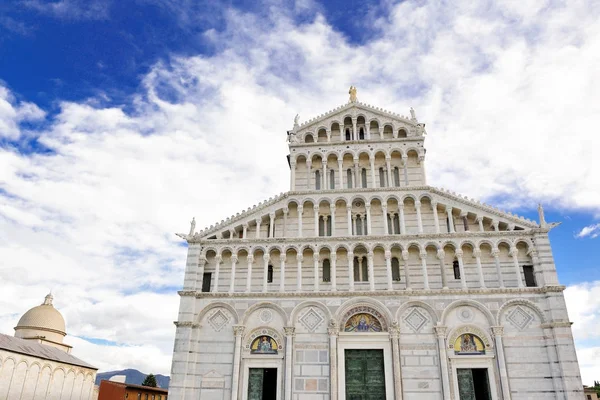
[198,248,525,294]
[237,203,502,240]
[291,156,410,191]
[309,120,409,143]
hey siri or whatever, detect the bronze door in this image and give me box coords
[345,349,386,400]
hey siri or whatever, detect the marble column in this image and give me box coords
[284,327,295,400]
[402,250,411,290]
[385,157,392,187]
[246,255,254,293]
[390,323,403,400]
[437,249,448,289]
[382,204,389,234]
[399,205,406,234]
[326,129,331,142]
[420,250,429,290]
[446,207,455,233]
[230,325,245,400]
[492,326,512,400]
[434,326,451,400]
[242,224,248,240]
[269,213,275,238]
[432,201,440,234]
[345,205,352,235]
[331,253,337,292]
[530,251,544,287]
[306,160,312,189]
[476,216,484,232]
[370,156,376,188]
[313,255,320,292]
[353,158,360,188]
[283,208,288,238]
[415,200,423,233]
[367,252,375,291]
[352,117,357,140]
[330,204,336,236]
[337,160,343,189]
[402,158,409,186]
[198,257,206,291]
[385,250,393,290]
[365,203,372,235]
[263,254,270,293]
[492,219,499,232]
[290,160,296,190]
[328,322,339,400]
[510,248,524,288]
[296,254,303,291]
[280,256,286,293]
[212,255,222,293]
[255,218,262,239]
[473,249,486,288]
[314,205,320,236]
[229,255,238,293]
[456,249,467,289]
[322,160,327,190]
[492,248,505,288]
[348,251,355,291]
[297,205,303,238]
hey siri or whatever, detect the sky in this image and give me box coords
[0,0,600,385]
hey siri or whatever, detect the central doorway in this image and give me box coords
[247,368,277,400]
[457,368,491,400]
[344,349,386,400]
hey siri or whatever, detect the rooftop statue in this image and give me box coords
[349,86,357,103]
[294,114,300,126]
[410,107,417,120]
[538,204,547,228]
[189,217,196,236]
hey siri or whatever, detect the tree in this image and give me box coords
[142,373,157,387]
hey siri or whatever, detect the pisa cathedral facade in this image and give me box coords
[168,90,583,400]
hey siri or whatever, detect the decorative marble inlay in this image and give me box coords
[299,308,324,332]
[457,307,474,322]
[260,309,273,323]
[208,309,229,332]
[404,308,428,332]
[507,306,534,330]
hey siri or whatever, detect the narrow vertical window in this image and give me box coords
[379,168,385,187]
[202,272,212,292]
[393,167,400,187]
[267,265,274,283]
[359,128,365,140]
[393,215,400,235]
[315,170,321,190]
[347,169,353,189]
[327,216,332,236]
[318,216,325,237]
[523,265,536,287]
[392,257,401,281]
[453,260,460,279]
[345,128,351,141]
[363,216,368,235]
[323,259,331,282]
[356,216,363,235]
[361,259,368,281]
[361,168,367,188]
[387,214,393,235]
[353,257,360,281]
[266,223,271,238]
[330,169,335,189]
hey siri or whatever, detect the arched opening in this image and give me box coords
[317,128,327,142]
[379,167,386,188]
[347,169,353,189]
[361,168,367,188]
[329,169,335,189]
[393,167,400,187]
[353,256,368,282]
[397,128,408,138]
[344,313,382,332]
[305,134,314,143]
[267,264,274,283]
[453,259,460,279]
[315,170,321,190]
[345,128,351,141]
[359,127,365,140]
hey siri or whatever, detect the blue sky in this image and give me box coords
[1,0,600,383]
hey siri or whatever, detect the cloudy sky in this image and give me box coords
[1,0,599,385]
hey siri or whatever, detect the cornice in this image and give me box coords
[178,285,565,299]
[288,137,423,149]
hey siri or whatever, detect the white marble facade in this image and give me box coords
[168,92,584,399]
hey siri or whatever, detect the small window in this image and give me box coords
[453,260,460,279]
[356,216,363,235]
[315,170,321,190]
[361,168,367,188]
[359,127,365,140]
[319,216,326,237]
[347,169,353,189]
[327,216,332,236]
[393,167,400,187]
[379,168,385,187]
[268,265,274,283]
[393,215,400,235]
[345,128,351,141]
[323,259,331,282]
[398,128,407,138]
[329,169,335,189]
[523,265,536,287]
[391,257,401,281]
[202,272,212,292]
[387,214,393,234]
[305,134,314,143]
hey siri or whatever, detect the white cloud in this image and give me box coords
[22,0,110,20]
[576,224,600,239]
[1,0,600,377]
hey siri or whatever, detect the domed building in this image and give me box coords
[0,293,97,399]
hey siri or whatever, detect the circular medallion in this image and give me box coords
[260,309,273,323]
[457,307,473,322]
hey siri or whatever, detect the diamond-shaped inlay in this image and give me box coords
[404,308,428,332]
[299,308,324,332]
[507,306,534,330]
[208,309,229,332]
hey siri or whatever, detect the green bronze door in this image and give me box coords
[345,349,386,400]
[247,368,264,400]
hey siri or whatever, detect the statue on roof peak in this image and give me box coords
[410,107,417,120]
[294,114,300,127]
[349,86,357,103]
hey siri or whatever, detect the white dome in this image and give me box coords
[15,294,66,337]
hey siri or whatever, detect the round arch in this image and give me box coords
[242,302,288,326]
[197,302,240,324]
[395,300,439,325]
[441,299,495,326]
[289,300,333,326]
[497,298,546,325]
